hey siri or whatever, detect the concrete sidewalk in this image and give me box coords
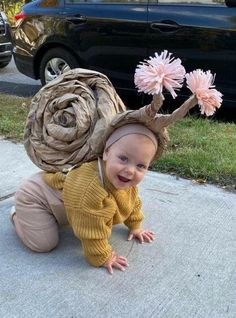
[0,139,235,318]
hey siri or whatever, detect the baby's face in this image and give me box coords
[103,134,156,189]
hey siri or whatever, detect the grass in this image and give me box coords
[0,94,30,141]
[0,93,235,191]
[152,117,236,190]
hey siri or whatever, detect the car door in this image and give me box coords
[64,0,148,91]
[147,0,236,106]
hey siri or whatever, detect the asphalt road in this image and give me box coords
[0,58,41,97]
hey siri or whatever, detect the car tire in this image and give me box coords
[39,48,79,85]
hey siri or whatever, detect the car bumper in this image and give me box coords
[13,49,37,79]
[0,42,12,62]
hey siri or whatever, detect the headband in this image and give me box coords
[105,124,158,151]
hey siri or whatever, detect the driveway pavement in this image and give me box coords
[0,139,235,318]
[0,58,41,97]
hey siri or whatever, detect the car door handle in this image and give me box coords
[65,16,87,24]
[151,20,181,32]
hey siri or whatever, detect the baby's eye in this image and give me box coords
[119,155,128,162]
[137,163,147,170]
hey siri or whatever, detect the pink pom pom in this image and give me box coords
[186,69,223,116]
[134,50,186,99]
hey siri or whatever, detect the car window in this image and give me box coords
[65,0,147,3]
[157,0,225,4]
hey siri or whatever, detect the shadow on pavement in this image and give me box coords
[0,81,41,97]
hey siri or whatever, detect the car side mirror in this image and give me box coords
[225,0,236,7]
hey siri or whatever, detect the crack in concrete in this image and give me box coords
[0,192,15,201]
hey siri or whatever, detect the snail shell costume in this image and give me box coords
[24,68,199,172]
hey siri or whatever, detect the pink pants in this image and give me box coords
[13,172,68,252]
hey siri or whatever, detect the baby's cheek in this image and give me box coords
[137,171,146,182]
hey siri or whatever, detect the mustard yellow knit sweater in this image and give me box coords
[43,160,143,267]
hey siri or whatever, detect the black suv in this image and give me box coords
[13,0,236,109]
[0,11,13,68]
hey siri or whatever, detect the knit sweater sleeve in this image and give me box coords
[63,163,116,267]
[72,211,113,267]
[124,188,144,230]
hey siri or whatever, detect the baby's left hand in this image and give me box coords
[128,229,155,244]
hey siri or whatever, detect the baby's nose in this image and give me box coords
[125,165,135,175]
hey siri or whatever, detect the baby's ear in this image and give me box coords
[103,148,109,161]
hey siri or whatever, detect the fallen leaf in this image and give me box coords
[193,178,207,184]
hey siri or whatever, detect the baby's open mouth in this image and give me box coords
[118,175,130,183]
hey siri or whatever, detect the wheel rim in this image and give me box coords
[44,58,71,83]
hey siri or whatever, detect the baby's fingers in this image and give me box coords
[117,255,128,262]
[113,262,126,272]
[143,231,155,242]
[117,256,129,267]
[106,264,113,275]
[127,233,134,241]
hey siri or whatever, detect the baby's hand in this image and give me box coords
[103,251,129,275]
[128,229,155,244]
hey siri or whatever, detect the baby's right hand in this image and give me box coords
[103,251,129,275]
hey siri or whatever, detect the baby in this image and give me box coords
[11,124,157,274]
